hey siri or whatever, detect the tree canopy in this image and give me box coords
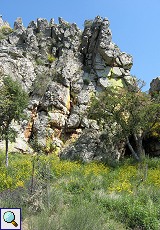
[0,76,29,166]
[88,84,160,161]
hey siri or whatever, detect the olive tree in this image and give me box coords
[0,76,29,167]
[88,84,160,161]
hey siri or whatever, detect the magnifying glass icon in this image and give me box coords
[3,211,18,227]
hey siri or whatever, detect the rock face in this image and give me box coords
[60,129,125,163]
[149,77,160,94]
[0,15,135,162]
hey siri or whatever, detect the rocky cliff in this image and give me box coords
[0,15,141,162]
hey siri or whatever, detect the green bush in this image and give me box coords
[0,25,13,40]
[1,25,13,35]
[0,32,5,40]
[98,190,160,229]
[47,54,56,63]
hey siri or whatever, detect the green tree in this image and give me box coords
[88,84,160,161]
[0,76,29,167]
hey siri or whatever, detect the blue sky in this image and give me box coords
[1,0,160,91]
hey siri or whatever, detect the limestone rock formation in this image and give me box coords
[60,129,125,163]
[149,77,160,94]
[0,15,135,162]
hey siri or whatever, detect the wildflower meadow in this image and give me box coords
[0,151,160,229]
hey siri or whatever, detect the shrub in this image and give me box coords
[0,25,13,40]
[99,192,160,229]
[0,32,5,40]
[47,54,56,63]
[1,25,13,35]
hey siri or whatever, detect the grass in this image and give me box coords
[0,151,160,229]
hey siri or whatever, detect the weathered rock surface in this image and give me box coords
[60,129,125,163]
[0,15,143,161]
[149,77,160,94]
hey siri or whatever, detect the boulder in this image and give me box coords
[118,53,133,70]
[49,112,66,128]
[112,67,123,77]
[98,77,109,88]
[66,114,81,129]
[60,129,125,163]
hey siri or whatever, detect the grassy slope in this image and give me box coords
[0,152,160,230]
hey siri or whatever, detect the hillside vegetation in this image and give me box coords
[0,151,160,229]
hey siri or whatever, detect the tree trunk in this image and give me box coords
[30,157,35,194]
[136,139,145,159]
[5,135,9,167]
[133,134,145,160]
[126,137,140,161]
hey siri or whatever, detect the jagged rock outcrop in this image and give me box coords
[149,77,160,94]
[0,15,135,161]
